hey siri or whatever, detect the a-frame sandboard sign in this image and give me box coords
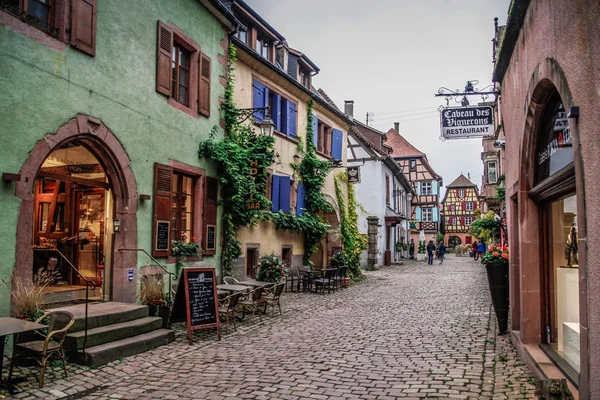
[169,267,221,343]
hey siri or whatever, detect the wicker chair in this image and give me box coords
[218,292,241,334]
[313,268,337,295]
[8,311,75,388]
[261,283,285,316]
[237,288,263,322]
[223,276,240,285]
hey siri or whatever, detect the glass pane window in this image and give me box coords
[422,182,432,195]
[28,0,50,23]
[466,202,474,211]
[548,194,580,373]
[171,43,190,107]
[171,172,195,248]
[487,161,498,183]
[422,208,432,222]
[465,216,473,226]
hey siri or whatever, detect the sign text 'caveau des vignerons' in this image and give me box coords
[440,106,494,139]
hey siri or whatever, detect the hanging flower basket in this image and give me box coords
[482,245,510,334]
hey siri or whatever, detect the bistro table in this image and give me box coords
[0,317,47,395]
[237,279,274,289]
[216,284,251,293]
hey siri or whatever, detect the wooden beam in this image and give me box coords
[2,173,21,181]
[37,172,110,189]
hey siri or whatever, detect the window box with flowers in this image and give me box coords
[256,252,287,283]
[482,245,510,334]
[172,232,202,276]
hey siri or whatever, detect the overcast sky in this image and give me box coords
[246,0,510,195]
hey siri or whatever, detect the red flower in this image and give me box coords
[489,246,494,252]
[501,253,509,259]
[503,246,508,251]
[492,251,499,257]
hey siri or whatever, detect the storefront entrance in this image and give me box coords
[33,142,114,302]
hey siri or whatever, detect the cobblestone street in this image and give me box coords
[3,255,537,399]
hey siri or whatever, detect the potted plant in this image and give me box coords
[139,276,168,327]
[417,240,427,261]
[482,245,510,334]
[172,231,202,276]
[256,252,288,283]
[329,252,350,288]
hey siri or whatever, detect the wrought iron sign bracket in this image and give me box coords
[236,106,270,123]
[435,80,500,107]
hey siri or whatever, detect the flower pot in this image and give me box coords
[485,262,509,334]
[158,305,170,328]
[416,253,426,262]
[341,277,350,288]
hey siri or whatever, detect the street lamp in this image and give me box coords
[259,114,275,137]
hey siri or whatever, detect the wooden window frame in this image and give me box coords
[422,207,432,222]
[170,170,196,251]
[409,160,416,171]
[385,174,390,205]
[171,43,191,108]
[422,182,432,196]
[317,118,333,158]
[4,0,56,34]
[465,216,473,226]
[466,201,474,212]
[166,24,201,119]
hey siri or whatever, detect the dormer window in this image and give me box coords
[299,69,311,88]
[255,35,270,60]
[235,27,248,44]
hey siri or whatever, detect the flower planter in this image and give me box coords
[485,262,509,334]
[341,277,350,288]
[416,253,426,262]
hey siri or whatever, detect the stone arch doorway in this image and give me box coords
[448,236,461,248]
[515,58,587,382]
[309,199,342,269]
[14,115,138,303]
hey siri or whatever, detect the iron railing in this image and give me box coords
[118,248,177,307]
[33,248,96,359]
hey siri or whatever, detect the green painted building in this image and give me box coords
[0,0,234,316]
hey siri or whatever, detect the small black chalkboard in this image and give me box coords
[206,225,216,251]
[169,267,220,343]
[155,220,170,251]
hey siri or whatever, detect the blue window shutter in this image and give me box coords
[252,80,266,122]
[431,180,438,195]
[312,114,319,147]
[417,182,422,195]
[280,99,289,135]
[432,207,439,222]
[331,129,343,160]
[279,176,291,213]
[287,101,297,137]
[271,175,280,212]
[271,93,281,131]
[416,207,422,221]
[296,182,305,215]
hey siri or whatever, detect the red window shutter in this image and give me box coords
[456,189,459,197]
[203,177,218,255]
[70,0,97,56]
[462,201,466,211]
[461,216,465,226]
[153,163,173,257]
[199,53,211,117]
[156,21,173,96]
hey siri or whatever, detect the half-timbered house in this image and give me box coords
[440,174,481,247]
[345,103,413,266]
[385,124,443,244]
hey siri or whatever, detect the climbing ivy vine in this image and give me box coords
[334,172,367,280]
[198,44,275,277]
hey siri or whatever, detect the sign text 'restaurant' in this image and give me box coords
[440,106,494,139]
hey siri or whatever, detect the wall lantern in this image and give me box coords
[258,114,275,137]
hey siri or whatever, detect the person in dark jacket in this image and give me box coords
[426,240,436,265]
[438,242,447,264]
[477,241,485,260]
[472,241,478,260]
[409,239,415,259]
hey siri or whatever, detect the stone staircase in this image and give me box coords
[54,302,175,366]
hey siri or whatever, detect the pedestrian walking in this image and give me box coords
[409,239,415,259]
[426,240,436,265]
[472,241,478,260]
[477,241,485,260]
[438,242,446,264]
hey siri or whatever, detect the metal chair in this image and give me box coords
[313,268,337,295]
[237,288,263,322]
[8,310,75,388]
[218,292,241,334]
[284,266,300,292]
[261,283,285,316]
[297,265,313,292]
[334,266,348,290]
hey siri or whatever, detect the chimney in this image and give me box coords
[344,100,354,119]
[468,172,471,181]
[394,122,399,132]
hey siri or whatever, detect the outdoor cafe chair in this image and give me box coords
[313,268,337,295]
[218,292,241,334]
[8,310,75,388]
[334,266,348,290]
[261,283,285,316]
[297,265,314,292]
[237,287,263,322]
[223,276,240,285]
[284,266,300,292]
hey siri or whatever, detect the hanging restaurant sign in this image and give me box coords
[440,106,494,139]
[347,166,361,184]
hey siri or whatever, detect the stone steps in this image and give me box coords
[54,302,174,366]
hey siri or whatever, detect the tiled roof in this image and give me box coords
[316,88,341,112]
[385,128,425,158]
[446,174,476,188]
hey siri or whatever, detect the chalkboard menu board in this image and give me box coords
[169,267,221,343]
[206,225,216,251]
[155,220,170,251]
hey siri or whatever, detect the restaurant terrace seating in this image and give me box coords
[261,283,285,316]
[237,287,263,322]
[313,268,337,295]
[218,292,241,334]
